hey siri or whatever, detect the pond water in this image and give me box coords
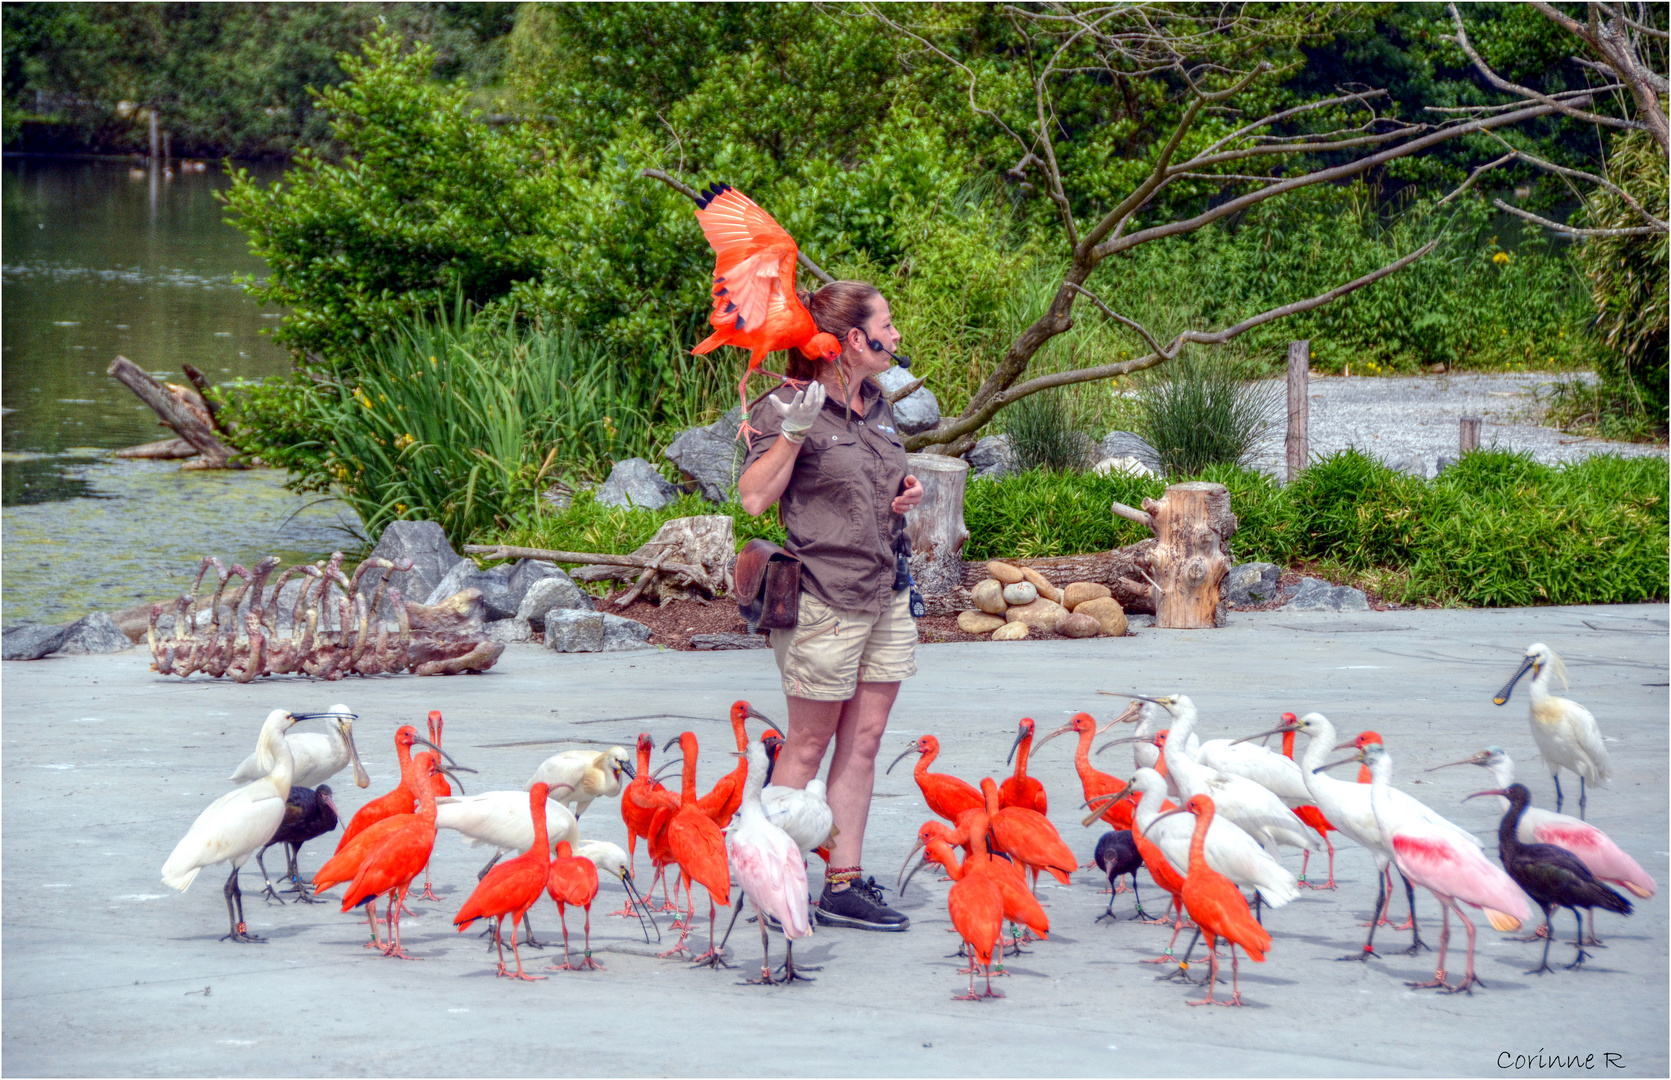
[1,158,361,626]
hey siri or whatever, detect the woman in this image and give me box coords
[737,280,923,932]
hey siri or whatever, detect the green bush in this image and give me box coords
[491,490,785,576]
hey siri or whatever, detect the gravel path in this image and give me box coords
[1242,371,1665,478]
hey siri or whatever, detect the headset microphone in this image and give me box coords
[867,337,912,369]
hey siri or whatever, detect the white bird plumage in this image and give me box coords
[228,704,368,790]
[436,790,581,858]
[1131,768,1300,908]
[1495,642,1610,817]
[526,746,632,817]
[727,740,813,983]
[760,776,834,859]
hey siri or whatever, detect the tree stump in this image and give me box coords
[1111,481,1236,628]
[903,452,971,596]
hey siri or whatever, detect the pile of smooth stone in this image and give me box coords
[955,561,1128,641]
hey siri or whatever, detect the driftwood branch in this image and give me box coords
[462,543,703,579]
[107,355,243,468]
[1109,500,1156,531]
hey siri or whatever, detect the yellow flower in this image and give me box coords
[1492,251,1510,266]
[394,433,415,451]
[395,503,408,514]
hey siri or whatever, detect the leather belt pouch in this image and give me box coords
[734,538,801,633]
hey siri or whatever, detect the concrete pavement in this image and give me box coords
[3,603,1666,1076]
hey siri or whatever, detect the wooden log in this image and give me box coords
[113,437,198,460]
[180,363,228,430]
[1286,340,1309,481]
[106,355,242,468]
[1143,481,1236,629]
[903,453,971,596]
[1460,416,1481,455]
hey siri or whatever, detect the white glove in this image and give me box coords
[769,381,827,444]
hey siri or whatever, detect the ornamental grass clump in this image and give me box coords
[1003,386,1095,474]
[1134,351,1281,477]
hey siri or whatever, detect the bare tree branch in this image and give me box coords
[1434,152,1517,207]
[1482,135,1669,228]
[1492,199,1666,236]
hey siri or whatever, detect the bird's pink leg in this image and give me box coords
[492,916,509,977]
[504,913,546,982]
[691,897,729,968]
[1322,838,1337,889]
[383,886,421,960]
[1442,906,1484,995]
[1407,899,1453,991]
[549,904,575,971]
[1141,901,1187,962]
[981,961,1005,999]
[1218,945,1247,1006]
[1187,937,1220,1006]
[954,963,981,1001]
[579,907,605,970]
[1136,894,1176,928]
[420,859,441,903]
[363,899,384,950]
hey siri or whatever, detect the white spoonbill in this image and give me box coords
[527,746,634,817]
[229,703,370,790]
[1322,742,1528,995]
[728,740,814,984]
[1494,643,1610,818]
[163,709,318,941]
[758,733,834,858]
[1156,696,1319,861]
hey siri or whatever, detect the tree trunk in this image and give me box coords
[902,453,971,596]
[1113,481,1235,628]
[106,355,243,468]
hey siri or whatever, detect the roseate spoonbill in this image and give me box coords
[1320,743,1529,995]
[729,740,814,984]
[1467,784,1632,975]
[336,726,424,850]
[1093,831,1143,921]
[1146,795,1272,1006]
[528,745,634,818]
[887,735,983,824]
[230,703,369,790]
[999,718,1048,814]
[545,841,605,971]
[693,702,782,829]
[1433,746,1654,943]
[338,750,447,960]
[1036,708,1137,828]
[981,778,1074,890]
[660,732,732,965]
[163,709,321,941]
[454,783,555,981]
[254,784,338,903]
[1494,643,1610,818]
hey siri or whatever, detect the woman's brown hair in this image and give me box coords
[786,280,881,380]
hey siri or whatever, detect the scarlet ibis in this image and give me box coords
[660,732,733,965]
[309,748,449,901]
[454,783,555,981]
[901,815,1048,958]
[1036,708,1136,829]
[693,701,782,829]
[1494,643,1611,818]
[1322,742,1529,995]
[1120,769,1298,912]
[254,783,338,904]
[728,740,815,984]
[915,816,1007,1001]
[887,735,983,824]
[162,710,320,942]
[980,778,1074,891]
[1468,783,1632,974]
[336,726,424,850]
[528,745,634,818]
[999,718,1048,814]
[1146,794,1272,1006]
[545,841,605,971]
[615,733,664,916]
[338,747,447,960]
[1093,831,1143,922]
[418,711,453,902]
[229,703,369,790]
[1433,746,1654,943]
[1156,696,1318,860]
[1109,771,1190,964]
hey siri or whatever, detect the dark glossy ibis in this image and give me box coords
[1093,829,1144,922]
[256,784,339,904]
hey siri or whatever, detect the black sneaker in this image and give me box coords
[814,876,909,931]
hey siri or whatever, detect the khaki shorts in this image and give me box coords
[770,589,918,702]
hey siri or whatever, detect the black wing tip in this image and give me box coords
[695,182,733,210]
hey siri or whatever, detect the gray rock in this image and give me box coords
[1097,431,1163,475]
[2,623,70,661]
[664,407,746,504]
[877,367,941,436]
[691,632,770,650]
[515,574,593,631]
[361,521,467,623]
[58,612,134,654]
[424,561,519,622]
[595,457,682,511]
[506,558,567,605]
[1223,562,1282,606]
[543,609,654,652]
[485,619,534,645]
[1282,576,1370,612]
[966,434,1015,480]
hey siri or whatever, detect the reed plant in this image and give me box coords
[1133,351,1282,477]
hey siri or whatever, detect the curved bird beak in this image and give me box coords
[662,736,682,754]
[885,745,917,775]
[1426,752,1491,773]
[651,760,682,783]
[1094,736,1145,756]
[1232,725,1294,746]
[412,736,473,773]
[1126,694,1176,715]
[1331,739,1360,752]
[1099,700,1143,733]
[1033,724,1075,752]
[1463,788,1511,802]
[746,705,784,735]
[1494,655,1535,706]
[1142,806,1187,836]
[1005,725,1028,766]
[1313,751,1363,774]
[339,718,371,788]
[437,766,468,795]
[1081,791,1126,827]
[896,838,927,890]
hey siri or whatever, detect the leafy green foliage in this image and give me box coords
[1134,352,1282,476]
[492,490,786,573]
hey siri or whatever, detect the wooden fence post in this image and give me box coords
[1460,416,1481,455]
[1285,340,1309,482]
